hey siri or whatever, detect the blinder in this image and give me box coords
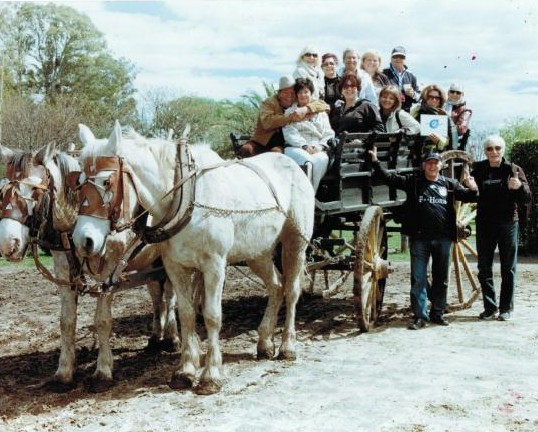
[75,156,132,229]
[1,162,50,224]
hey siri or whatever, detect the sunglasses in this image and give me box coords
[449,90,462,95]
[304,53,318,58]
[427,95,441,100]
[485,146,503,152]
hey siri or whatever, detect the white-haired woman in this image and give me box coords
[293,46,325,100]
[470,135,532,322]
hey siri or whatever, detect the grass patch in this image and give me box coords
[0,249,53,269]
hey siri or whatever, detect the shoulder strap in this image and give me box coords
[395,109,403,129]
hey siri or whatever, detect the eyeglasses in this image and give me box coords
[304,53,318,58]
[322,62,335,67]
[427,94,441,100]
[485,146,503,152]
[449,90,462,95]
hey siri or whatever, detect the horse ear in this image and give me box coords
[78,124,96,146]
[0,144,15,164]
[40,141,56,164]
[107,120,122,151]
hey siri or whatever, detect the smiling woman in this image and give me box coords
[292,45,325,100]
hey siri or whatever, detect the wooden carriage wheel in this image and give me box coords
[353,205,390,332]
[441,150,481,310]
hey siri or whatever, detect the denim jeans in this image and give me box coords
[476,221,518,314]
[410,238,453,321]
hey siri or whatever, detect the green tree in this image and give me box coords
[0,2,137,132]
[499,117,538,153]
[144,93,258,157]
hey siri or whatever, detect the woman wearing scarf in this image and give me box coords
[444,83,473,150]
[293,46,325,100]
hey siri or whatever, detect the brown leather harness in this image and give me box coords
[1,155,85,291]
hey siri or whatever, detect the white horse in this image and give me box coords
[72,121,315,394]
[0,141,179,393]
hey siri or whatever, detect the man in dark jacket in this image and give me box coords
[370,148,478,329]
[382,46,420,112]
[470,135,532,321]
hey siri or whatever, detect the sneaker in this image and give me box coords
[497,312,512,321]
[407,318,427,330]
[430,317,449,326]
[479,310,497,320]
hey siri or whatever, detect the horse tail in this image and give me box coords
[284,165,315,243]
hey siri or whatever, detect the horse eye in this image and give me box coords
[103,179,111,187]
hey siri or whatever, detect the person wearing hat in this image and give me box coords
[369,146,478,330]
[382,46,420,112]
[237,75,329,158]
[444,83,473,150]
[293,45,325,100]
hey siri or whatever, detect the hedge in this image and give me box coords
[510,139,538,253]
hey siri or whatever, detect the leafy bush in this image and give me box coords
[510,139,538,253]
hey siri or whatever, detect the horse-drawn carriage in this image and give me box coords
[0,124,478,394]
[231,131,480,332]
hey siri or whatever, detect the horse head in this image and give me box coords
[72,121,176,276]
[0,144,52,260]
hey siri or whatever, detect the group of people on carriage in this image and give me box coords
[235,44,530,331]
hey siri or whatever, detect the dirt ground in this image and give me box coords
[1,257,537,432]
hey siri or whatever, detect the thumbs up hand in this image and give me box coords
[464,176,478,191]
[508,169,522,190]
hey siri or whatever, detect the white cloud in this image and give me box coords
[63,0,538,131]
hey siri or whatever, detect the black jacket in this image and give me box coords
[471,158,532,224]
[330,98,385,134]
[373,161,478,240]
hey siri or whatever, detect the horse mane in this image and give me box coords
[190,142,223,166]
[7,151,33,176]
[54,152,80,209]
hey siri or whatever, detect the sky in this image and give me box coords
[60,0,538,132]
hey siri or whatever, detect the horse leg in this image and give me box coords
[277,234,307,361]
[162,278,181,352]
[86,294,115,393]
[247,255,283,359]
[44,287,78,392]
[146,279,180,353]
[195,258,227,395]
[169,267,200,391]
[146,280,165,352]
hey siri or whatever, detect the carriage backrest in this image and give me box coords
[316,132,422,214]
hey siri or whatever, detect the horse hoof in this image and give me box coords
[277,350,297,361]
[85,377,116,393]
[42,379,77,393]
[169,371,194,390]
[194,379,222,395]
[257,347,274,360]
